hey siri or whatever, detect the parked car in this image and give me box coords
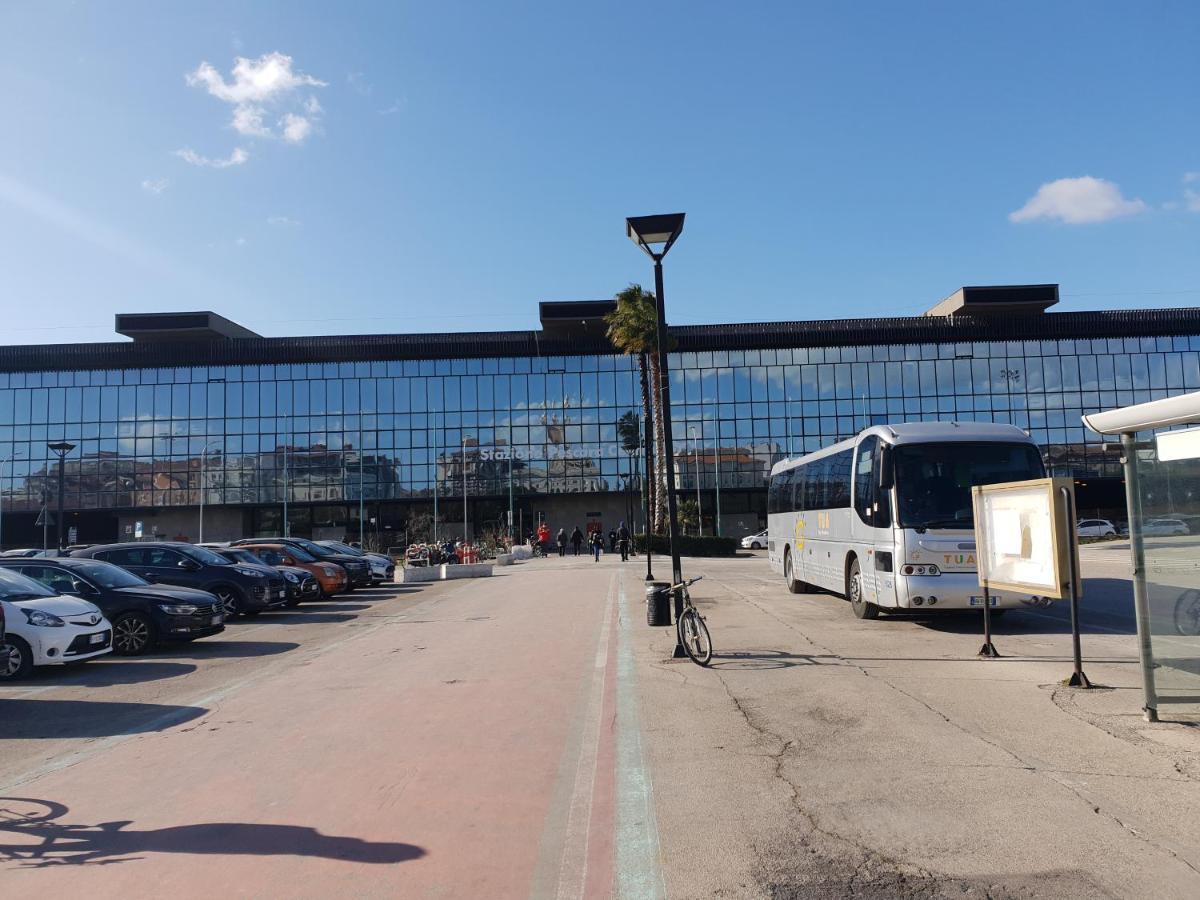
[215,547,320,606]
[1142,518,1190,536]
[233,537,372,588]
[0,548,57,558]
[741,530,768,550]
[317,540,395,583]
[238,543,349,598]
[71,542,288,618]
[1076,518,1117,538]
[0,557,224,655]
[0,567,112,679]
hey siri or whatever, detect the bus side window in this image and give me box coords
[854,438,876,524]
[873,443,892,528]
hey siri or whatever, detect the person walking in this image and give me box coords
[590,529,603,562]
[570,526,584,556]
[556,527,567,557]
[607,529,617,554]
[617,520,631,562]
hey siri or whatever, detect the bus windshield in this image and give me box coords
[895,442,1044,530]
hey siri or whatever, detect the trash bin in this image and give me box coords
[646,582,672,626]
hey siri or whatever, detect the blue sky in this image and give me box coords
[1,1,1197,344]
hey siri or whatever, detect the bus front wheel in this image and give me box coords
[784,549,808,594]
[847,559,879,619]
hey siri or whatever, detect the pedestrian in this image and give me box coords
[556,527,567,557]
[618,520,631,561]
[608,529,617,554]
[537,521,550,549]
[590,529,603,562]
[570,525,584,556]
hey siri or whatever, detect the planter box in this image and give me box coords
[495,553,514,566]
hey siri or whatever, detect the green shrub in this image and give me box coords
[633,533,739,557]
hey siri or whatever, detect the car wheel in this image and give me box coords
[112,612,155,655]
[1,636,34,680]
[847,559,879,620]
[751,541,762,550]
[215,587,243,618]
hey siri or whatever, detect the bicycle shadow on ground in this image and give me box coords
[0,797,426,868]
[708,650,842,670]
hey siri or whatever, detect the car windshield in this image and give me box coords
[223,549,263,566]
[291,538,335,558]
[282,546,316,563]
[73,561,148,589]
[324,541,363,556]
[895,442,1045,530]
[0,567,57,599]
[181,545,233,566]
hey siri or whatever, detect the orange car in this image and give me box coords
[247,544,349,597]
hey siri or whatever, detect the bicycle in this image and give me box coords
[670,575,712,666]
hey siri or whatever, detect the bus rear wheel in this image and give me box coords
[847,559,879,619]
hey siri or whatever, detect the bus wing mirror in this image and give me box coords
[877,445,895,490]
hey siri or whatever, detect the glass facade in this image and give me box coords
[3,330,1200,533]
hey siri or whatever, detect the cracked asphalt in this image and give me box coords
[0,550,1197,898]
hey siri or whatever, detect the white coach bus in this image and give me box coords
[767,423,1045,618]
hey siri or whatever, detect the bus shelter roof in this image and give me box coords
[1083,389,1200,435]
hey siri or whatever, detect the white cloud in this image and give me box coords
[280,112,313,144]
[1184,172,1200,184]
[174,147,249,168]
[141,178,169,195]
[267,215,300,227]
[1009,176,1147,225]
[183,52,326,149]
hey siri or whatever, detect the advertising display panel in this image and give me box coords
[971,478,1077,600]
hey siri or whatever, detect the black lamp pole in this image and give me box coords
[642,406,655,581]
[627,213,687,655]
[48,441,75,553]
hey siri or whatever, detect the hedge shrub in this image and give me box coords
[633,533,739,557]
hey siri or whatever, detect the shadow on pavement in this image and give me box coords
[709,650,841,670]
[0,797,426,868]
[250,613,357,625]
[148,640,300,660]
[0,700,207,739]
[27,661,198,688]
[292,603,371,613]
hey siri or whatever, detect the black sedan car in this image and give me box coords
[216,547,320,607]
[233,537,372,588]
[71,542,288,618]
[0,557,225,655]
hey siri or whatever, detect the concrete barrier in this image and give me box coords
[495,553,514,566]
[443,562,493,580]
[401,565,442,584]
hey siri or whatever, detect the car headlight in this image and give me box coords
[24,609,66,627]
[235,567,265,578]
[158,603,201,615]
[283,571,299,583]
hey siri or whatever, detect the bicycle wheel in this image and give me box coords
[677,607,713,667]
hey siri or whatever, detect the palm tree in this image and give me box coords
[606,284,673,533]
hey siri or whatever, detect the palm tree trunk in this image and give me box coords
[648,354,669,534]
[638,353,657,535]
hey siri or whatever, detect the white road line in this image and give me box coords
[554,575,615,900]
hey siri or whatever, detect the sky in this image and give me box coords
[0,1,1198,345]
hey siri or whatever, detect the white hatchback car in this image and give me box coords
[741,530,768,550]
[1142,518,1190,536]
[0,567,113,679]
[1076,518,1117,537]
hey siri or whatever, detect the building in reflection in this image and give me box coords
[2,289,1200,544]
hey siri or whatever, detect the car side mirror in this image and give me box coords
[177,558,201,571]
[877,444,895,490]
[72,579,99,596]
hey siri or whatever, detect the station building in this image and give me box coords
[2,284,1199,548]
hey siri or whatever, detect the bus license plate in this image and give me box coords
[89,633,106,645]
[969,595,998,607]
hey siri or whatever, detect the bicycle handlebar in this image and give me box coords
[667,575,703,591]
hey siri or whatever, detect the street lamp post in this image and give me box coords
[198,440,221,543]
[627,212,687,649]
[0,449,26,550]
[48,441,75,553]
[688,426,703,536]
[432,411,439,543]
[358,423,366,547]
[714,440,722,537]
[641,407,655,581]
[462,437,469,542]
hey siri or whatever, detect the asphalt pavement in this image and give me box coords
[1,551,1198,898]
